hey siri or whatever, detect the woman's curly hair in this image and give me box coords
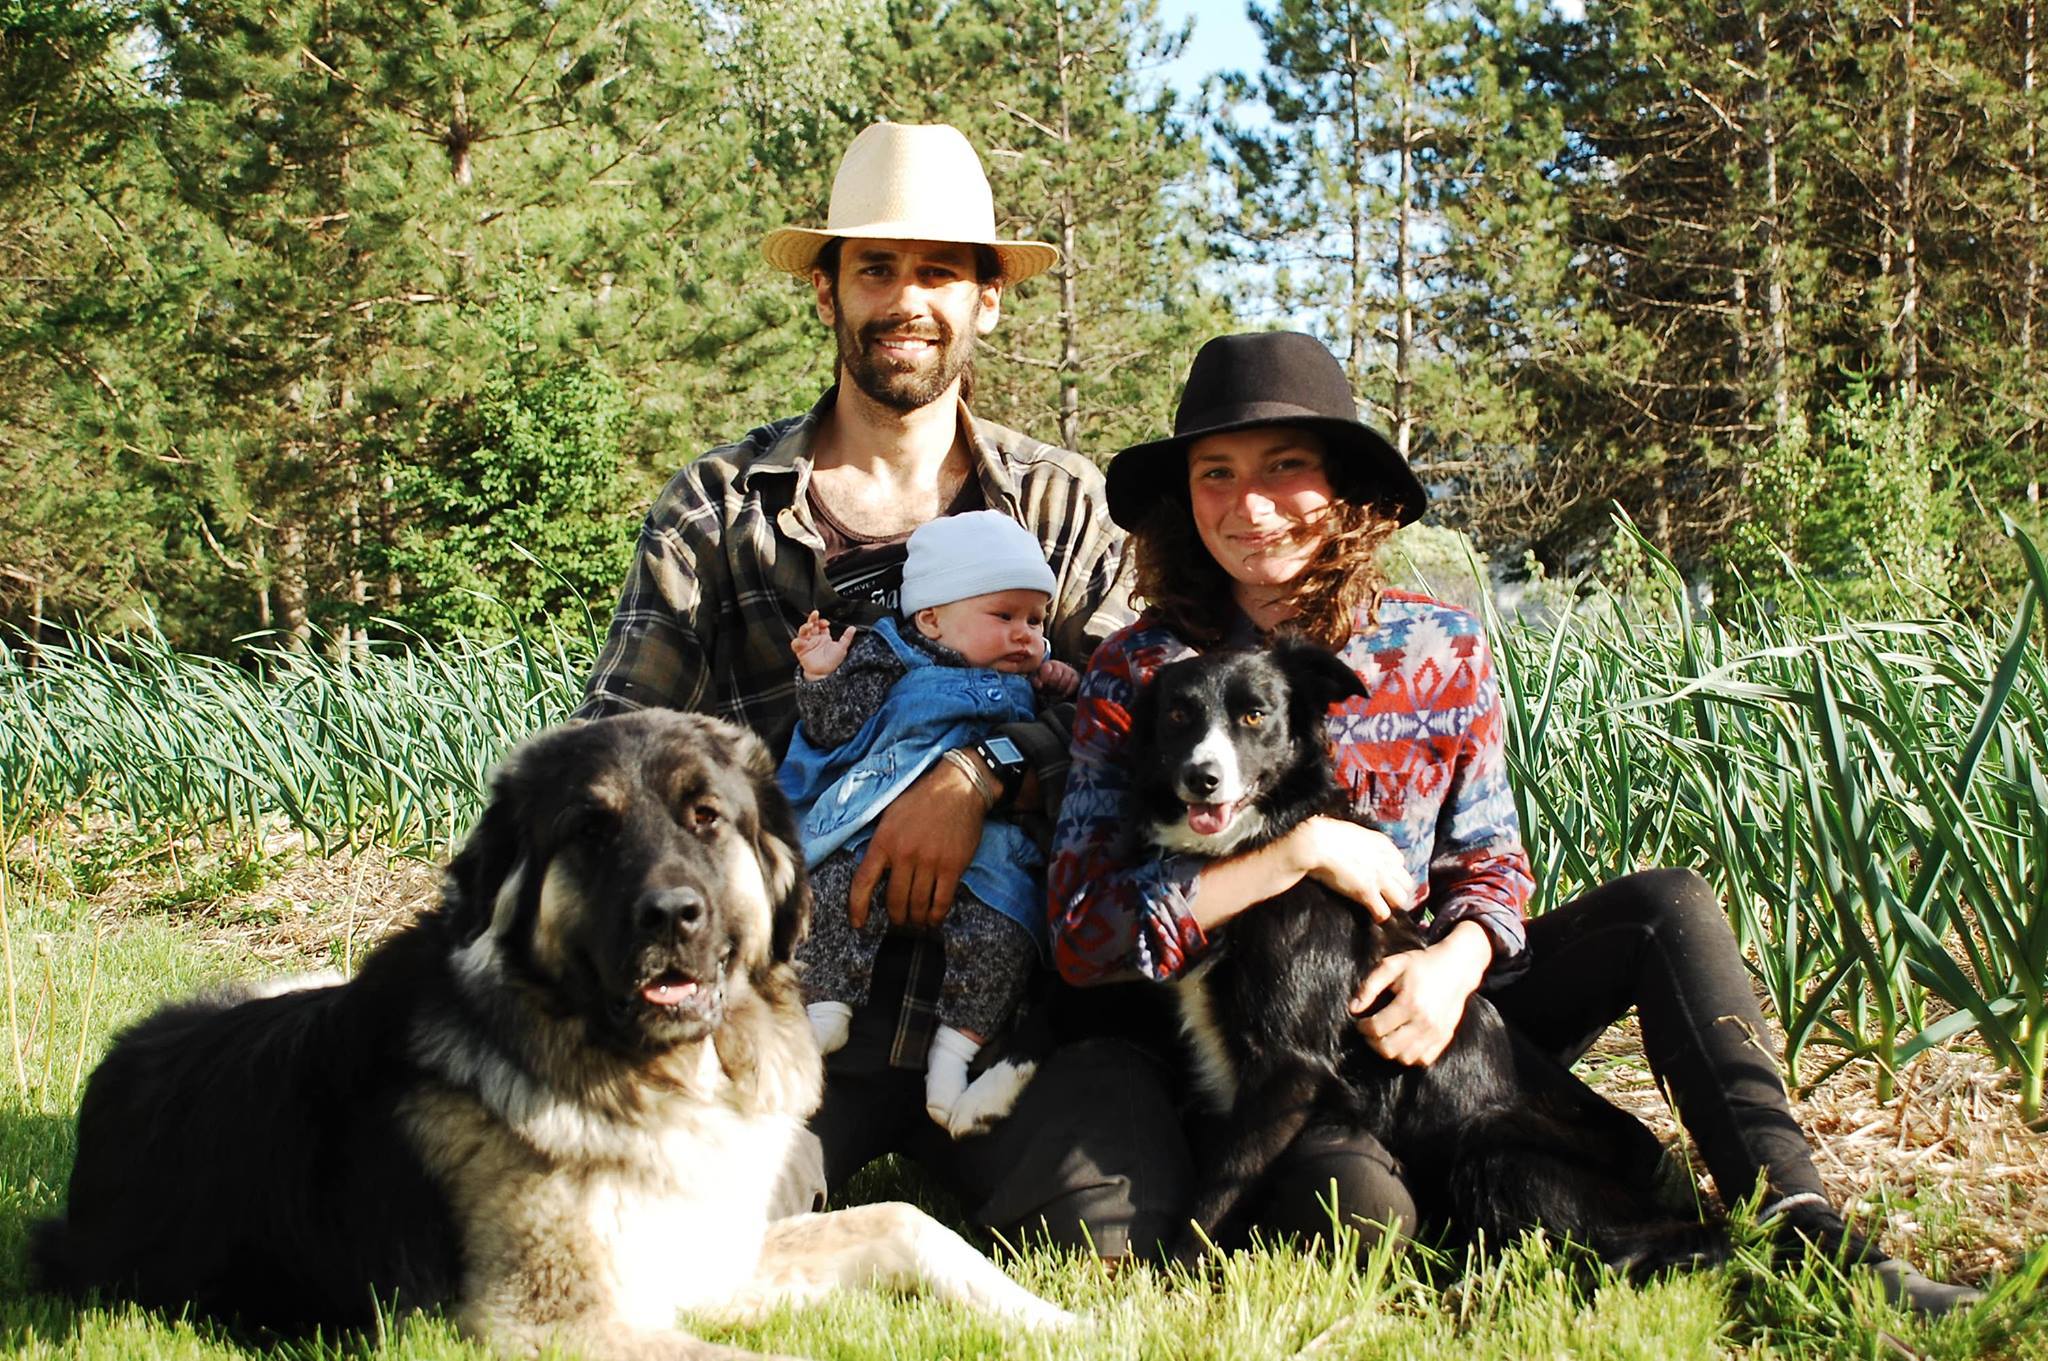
[1128,473,1403,649]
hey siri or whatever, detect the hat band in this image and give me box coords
[1175,399,1354,437]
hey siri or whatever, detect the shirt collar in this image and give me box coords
[733,388,834,490]
[738,385,1023,513]
[959,402,1023,512]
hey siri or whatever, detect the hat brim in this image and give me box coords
[760,225,1059,283]
[1106,412,1428,531]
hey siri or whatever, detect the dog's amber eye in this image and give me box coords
[1166,705,1190,726]
[1240,710,1266,728]
[686,803,722,833]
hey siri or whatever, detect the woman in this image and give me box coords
[1046,331,1978,1313]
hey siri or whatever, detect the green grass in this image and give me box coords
[1466,520,2048,1116]
[0,626,588,856]
[4,837,2046,1360]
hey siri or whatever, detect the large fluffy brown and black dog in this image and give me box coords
[32,710,1068,1358]
[1126,642,1727,1275]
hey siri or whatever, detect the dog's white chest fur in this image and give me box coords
[586,1107,804,1326]
[1173,962,1239,1114]
[405,1046,806,1337]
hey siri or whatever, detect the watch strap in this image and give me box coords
[969,737,1027,805]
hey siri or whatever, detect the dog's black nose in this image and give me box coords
[636,887,706,937]
[1184,765,1220,798]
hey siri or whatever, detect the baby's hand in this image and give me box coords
[793,610,857,680]
[1034,658,1080,698]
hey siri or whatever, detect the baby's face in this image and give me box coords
[913,589,1052,673]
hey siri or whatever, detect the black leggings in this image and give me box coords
[1249,868,1827,1254]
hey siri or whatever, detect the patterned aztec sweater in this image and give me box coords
[1047,591,1534,987]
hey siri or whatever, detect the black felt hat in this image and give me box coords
[1105,331,1427,530]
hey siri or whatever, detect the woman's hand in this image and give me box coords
[1295,817,1414,921]
[1350,919,1493,1066]
[1189,816,1412,932]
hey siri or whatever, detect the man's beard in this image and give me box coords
[834,301,979,412]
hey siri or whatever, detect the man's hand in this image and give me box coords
[1349,920,1493,1067]
[848,758,986,931]
[792,609,857,681]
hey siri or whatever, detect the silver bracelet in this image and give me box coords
[939,747,999,810]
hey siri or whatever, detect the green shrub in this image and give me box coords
[1725,381,1960,614]
[372,356,634,646]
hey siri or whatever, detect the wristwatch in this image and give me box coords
[970,734,1029,807]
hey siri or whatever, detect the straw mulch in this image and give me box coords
[1582,1017,2044,1284]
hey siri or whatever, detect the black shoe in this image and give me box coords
[1769,1197,1983,1316]
[1866,1257,1985,1316]
[1768,1196,1883,1267]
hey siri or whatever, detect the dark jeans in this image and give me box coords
[814,868,1826,1260]
[810,937,1192,1259]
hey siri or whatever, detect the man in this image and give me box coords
[578,122,1183,1259]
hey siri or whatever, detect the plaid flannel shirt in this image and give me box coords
[578,387,1130,1064]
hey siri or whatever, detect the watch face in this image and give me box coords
[981,735,1025,767]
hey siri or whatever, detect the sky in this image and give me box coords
[1155,0,1584,100]
[1154,0,1262,98]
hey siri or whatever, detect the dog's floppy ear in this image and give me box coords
[443,784,523,943]
[732,728,811,964]
[1273,637,1369,728]
[1125,662,1167,755]
[757,779,811,964]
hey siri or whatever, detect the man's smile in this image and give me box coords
[870,332,941,361]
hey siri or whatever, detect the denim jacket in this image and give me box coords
[778,616,1049,954]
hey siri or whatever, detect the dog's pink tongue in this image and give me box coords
[1187,803,1233,836]
[642,979,699,1006]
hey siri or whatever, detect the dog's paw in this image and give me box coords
[1013,1294,1081,1331]
[944,1058,1038,1140]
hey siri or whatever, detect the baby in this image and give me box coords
[778,511,1078,1137]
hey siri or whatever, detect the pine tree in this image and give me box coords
[1502,1,2024,597]
[1218,0,1491,456]
[119,0,633,648]
[1399,1,1583,555]
[0,0,182,633]
[1453,1,1868,577]
[10,0,789,647]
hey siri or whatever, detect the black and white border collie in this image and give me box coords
[1126,640,1727,1275]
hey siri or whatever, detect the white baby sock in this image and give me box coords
[925,1024,981,1128]
[806,1001,853,1055]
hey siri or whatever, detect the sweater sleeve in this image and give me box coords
[1419,627,1532,978]
[1046,627,1210,985]
[793,630,906,750]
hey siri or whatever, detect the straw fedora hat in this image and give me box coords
[760,122,1059,283]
